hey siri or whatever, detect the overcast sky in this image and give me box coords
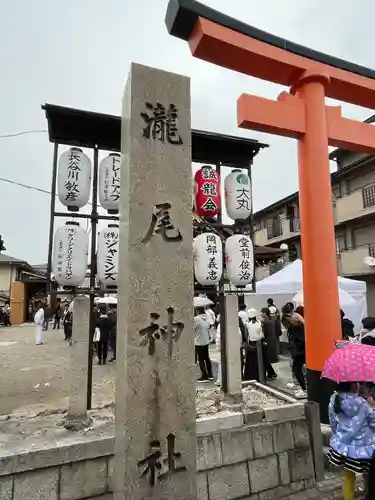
[0,0,374,264]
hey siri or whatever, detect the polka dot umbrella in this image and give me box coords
[322,342,375,383]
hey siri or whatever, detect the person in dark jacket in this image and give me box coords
[95,306,112,365]
[341,309,355,340]
[261,307,278,379]
[43,306,52,331]
[53,300,62,330]
[108,307,117,362]
[282,305,306,397]
[238,316,248,379]
[360,316,375,346]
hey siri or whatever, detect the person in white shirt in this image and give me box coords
[243,309,265,381]
[246,308,264,342]
[194,307,213,382]
[267,298,280,320]
[34,302,45,346]
[238,304,248,326]
[205,306,216,344]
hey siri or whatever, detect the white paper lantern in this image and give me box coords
[224,169,252,220]
[52,222,89,286]
[193,233,223,286]
[57,147,92,211]
[225,234,254,285]
[97,225,119,288]
[98,153,121,213]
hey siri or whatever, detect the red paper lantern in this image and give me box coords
[194,166,221,216]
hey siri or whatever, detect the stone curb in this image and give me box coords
[0,437,114,476]
[197,411,243,435]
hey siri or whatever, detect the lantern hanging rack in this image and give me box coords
[194,287,253,296]
[54,211,119,222]
[43,103,266,409]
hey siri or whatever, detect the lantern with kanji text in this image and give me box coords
[97,225,119,288]
[57,147,92,212]
[52,222,89,286]
[224,169,252,220]
[194,165,221,216]
[193,232,223,286]
[225,234,254,285]
[98,153,121,214]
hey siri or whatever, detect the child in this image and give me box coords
[328,382,375,500]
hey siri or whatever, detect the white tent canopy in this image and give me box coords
[293,288,356,308]
[246,259,367,334]
[255,259,366,298]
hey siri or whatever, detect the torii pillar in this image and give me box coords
[166,0,375,422]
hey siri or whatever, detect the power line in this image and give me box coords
[0,175,92,231]
[0,130,47,140]
[0,176,50,195]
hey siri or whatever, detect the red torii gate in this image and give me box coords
[166,0,375,421]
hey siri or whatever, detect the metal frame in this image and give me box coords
[46,141,119,409]
[206,159,256,393]
[43,103,267,403]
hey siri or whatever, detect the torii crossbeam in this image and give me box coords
[165,0,375,421]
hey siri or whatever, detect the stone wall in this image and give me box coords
[196,416,317,500]
[0,405,318,500]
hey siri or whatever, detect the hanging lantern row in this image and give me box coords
[57,151,249,220]
[193,232,254,287]
[194,166,252,221]
[58,148,121,214]
[52,222,119,288]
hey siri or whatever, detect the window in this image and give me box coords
[332,185,342,199]
[362,184,375,208]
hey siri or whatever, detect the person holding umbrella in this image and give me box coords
[323,343,375,500]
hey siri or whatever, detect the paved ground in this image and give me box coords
[0,324,296,417]
[0,324,116,416]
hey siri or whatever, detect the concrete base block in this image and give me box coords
[264,403,305,422]
[196,411,243,435]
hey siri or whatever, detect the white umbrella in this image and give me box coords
[94,296,118,305]
[194,296,214,307]
[293,288,355,308]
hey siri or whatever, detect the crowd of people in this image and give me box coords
[193,297,286,389]
[193,295,375,500]
[17,289,375,498]
[33,300,117,365]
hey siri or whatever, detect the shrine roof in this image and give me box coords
[42,103,268,167]
[165,0,375,81]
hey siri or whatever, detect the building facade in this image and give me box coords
[253,144,375,314]
[0,255,47,324]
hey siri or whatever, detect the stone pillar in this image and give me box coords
[65,295,90,430]
[224,295,242,398]
[114,63,196,500]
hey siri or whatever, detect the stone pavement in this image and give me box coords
[0,325,296,417]
[0,324,115,416]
